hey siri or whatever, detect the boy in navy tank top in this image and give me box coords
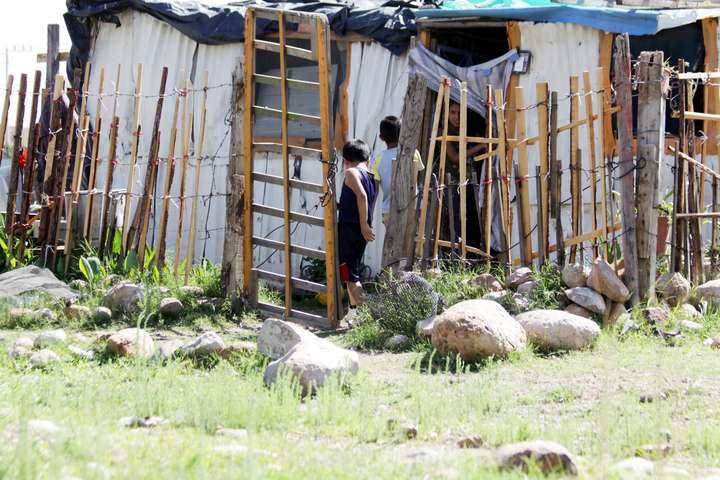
[338,140,377,324]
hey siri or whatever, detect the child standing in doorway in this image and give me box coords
[338,139,377,324]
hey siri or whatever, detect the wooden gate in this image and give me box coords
[242,7,341,328]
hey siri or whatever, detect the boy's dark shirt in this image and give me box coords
[338,168,377,225]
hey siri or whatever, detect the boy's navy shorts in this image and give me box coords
[338,223,367,283]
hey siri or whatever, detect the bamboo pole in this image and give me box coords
[39,75,63,247]
[63,115,90,275]
[484,84,493,254]
[185,71,209,285]
[494,88,510,263]
[83,67,105,242]
[597,67,609,260]
[515,86,532,266]
[701,63,710,205]
[432,82,451,262]
[122,63,143,255]
[0,75,13,168]
[174,80,192,278]
[569,75,580,263]
[583,71,599,258]
[459,81,467,259]
[5,74,26,267]
[536,165,545,266]
[537,82,550,259]
[18,70,42,261]
[156,70,184,270]
[98,117,119,260]
[71,64,91,198]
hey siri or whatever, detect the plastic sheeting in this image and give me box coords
[409,43,517,123]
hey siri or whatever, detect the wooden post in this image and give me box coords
[5,73,26,267]
[402,159,420,259]
[515,86,532,266]
[671,140,682,272]
[597,67,609,260]
[459,81,468,259]
[701,63,710,205]
[98,117,119,260]
[83,67,104,242]
[494,88,511,261]
[447,172,456,259]
[18,70,42,261]
[685,73,703,284]
[420,182,438,272]
[636,51,665,300]
[157,70,184,270]
[242,9,255,299]
[72,64,91,197]
[484,84,493,254]
[712,177,718,275]
[122,63,143,255]
[514,163,526,265]
[569,75,580,263]
[576,148,584,263]
[608,156,618,269]
[536,165,545,266]
[175,81,192,278]
[614,33,639,304]
[550,91,563,265]
[583,71,599,258]
[493,165,509,268]
[46,25,59,90]
[383,72,426,269]
[432,82,451,262]
[537,82,550,259]
[0,75,13,167]
[39,75,63,248]
[63,115,90,275]
[556,159,565,266]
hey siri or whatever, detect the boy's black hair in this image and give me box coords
[379,116,401,144]
[342,139,371,163]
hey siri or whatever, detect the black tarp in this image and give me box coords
[64,0,418,82]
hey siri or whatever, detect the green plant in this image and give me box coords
[659,190,674,216]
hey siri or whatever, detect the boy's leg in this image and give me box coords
[346,280,364,307]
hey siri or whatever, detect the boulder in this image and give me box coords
[67,345,95,360]
[656,272,690,307]
[517,280,538,295]
[63,305,91,321]
[34,330,67,348]
[256,318,317,359]
[482,290,508,303]
[9,308,32,320]
[422,268,442,281]
[515,310,600,351]
[150,339,185,363]
[642,307,670,326]
[180,332,226,356]
[159,297,183,317]
[264,337,359,395]
[565,287,606,315]
[28,419,60,434]
[678,303,701,319]
[463,273,503,292]
[385,334,412,348]
[29,349,61,367]
[587,257,629,303]
[104,281,144,311]
[610,457,654,474]
[564,304,591,319]
[68,279,87,290]
[9,346,32,358]
[694,279,720,306]
[561,264,589,288]
[416,316,437,337]
[32,308,57,322]
[508,293,531,314]
[0,266,79,303]
[179,285,204,296]
[506,267,532,288]
[679,320,703,332]
[218,342,257,359]
[431,299,527,362]
[92,306,112,323]
[106,328,154,358]
[606,303,628,328]
[494,440,578,476]
[104,274,121,286]
[11,337,33,349]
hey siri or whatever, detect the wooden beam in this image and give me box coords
[537,82,550,259]
[122,63,143,255]
[36,52,69,63]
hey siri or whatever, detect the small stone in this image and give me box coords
[565,287,606,315]
[104,274,121,286]
[704,337,715,347]
[9,346,32,358]
[180,331,226,357]
[197,297,225,309]
[611,457,655,474]
[640,392,666,403]
[71,333,91,343]
[416,316,437,337]
[388,419,418,439]
[642,307,670,326]
[216,426,248,439]
[151,339,185,363]
[679,319,703,332]
[11,337,33,349]
[67,345,95,359]
[179,286,204,296]
[92,306,112,323]
[482,290,508,302]
[63,305,91,321]
[494,440,578,476]
[561,263,589,288]
[517,280,538,295]
[34,330,67,348]
[587,257,629,303]
[656,272,691,307]
[506,267,532,288]
[69,279,87,290]
[422,268,442,281]
[219,342,257,360]
[464,273,503,293]
[29,349,61,367]
[508,293,530,314]
[119,416,165,428]
[213,445,249,454]
[28,419,59,434]
[564,304,591,318]
[104,281,144,311]
[106,328,154,358]
[678,303,701,319]
[457,435,484,448]
[159,297,184,317]
[9,308,32,320]
[385,334,412,348]
[32,308,57,322]
[606,302,628,328]
[635,443,672,458]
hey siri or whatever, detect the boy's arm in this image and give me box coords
[369,156,381,220]
[345,169,375,242]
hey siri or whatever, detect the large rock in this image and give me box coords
[656,272,691,307]
[431,300,526,362]
[694,279,720,306]
[151,339,185,363]
[642,307,669,325]
[63,305,91,321]
[106,328,154,358]
[587,257,629,303]
[32,308,57,322]
[9,346,32,358]
[494,440,578,476]
[416,316,437,337]
[679,319,703,332]
[508,293,530,314]
[606,302,628,328]
[0,266,79,304]
[678,303,701,319]
[264,336,359,395]
[564,304,591,319]
[506,267,532,288]
[104,281,144,311]
[92,306,112,323]
[29,349,61,367]
[463,273,503,293]
[34,330,67,348]
[180,332,226,356]
[179,286,204,296]
[159,297,183,317]
[256,318,317,359]
[9,308,32,321]
[561,264,589,288]
[517,280,538,295]
[565,287,606,315]
[11,337,33,349]
[515,310,600,351]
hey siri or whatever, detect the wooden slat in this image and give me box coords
[253,105,321,126]
[494,88,511,260]
[684,111,720,121]
[436,240,489,257]
[252,236,325,260]
[678,71,720,80]
[253,142,322,157]
[254,74,320,91]
[537,82,550,260]
[515,86,532,266]
[459,81,468,259]
[5,73,26,268]
[254,40,315,61]
[83,67,105,241]
[443,135,500,144]
[252,203,324,227]
[122,63,143,255]
[597,67,609,260]
[676,213,720,218]
[569,75,580,263]
[253,8,324,25]
[256,302,330,328]
[0,75,13,169]
[668,145,720,180]
[243,7,256,300]
[432,82,452,262]
[255,269,327,294]
[583,71,599,258]
[279,13,293,317]
[252,171,324,193]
